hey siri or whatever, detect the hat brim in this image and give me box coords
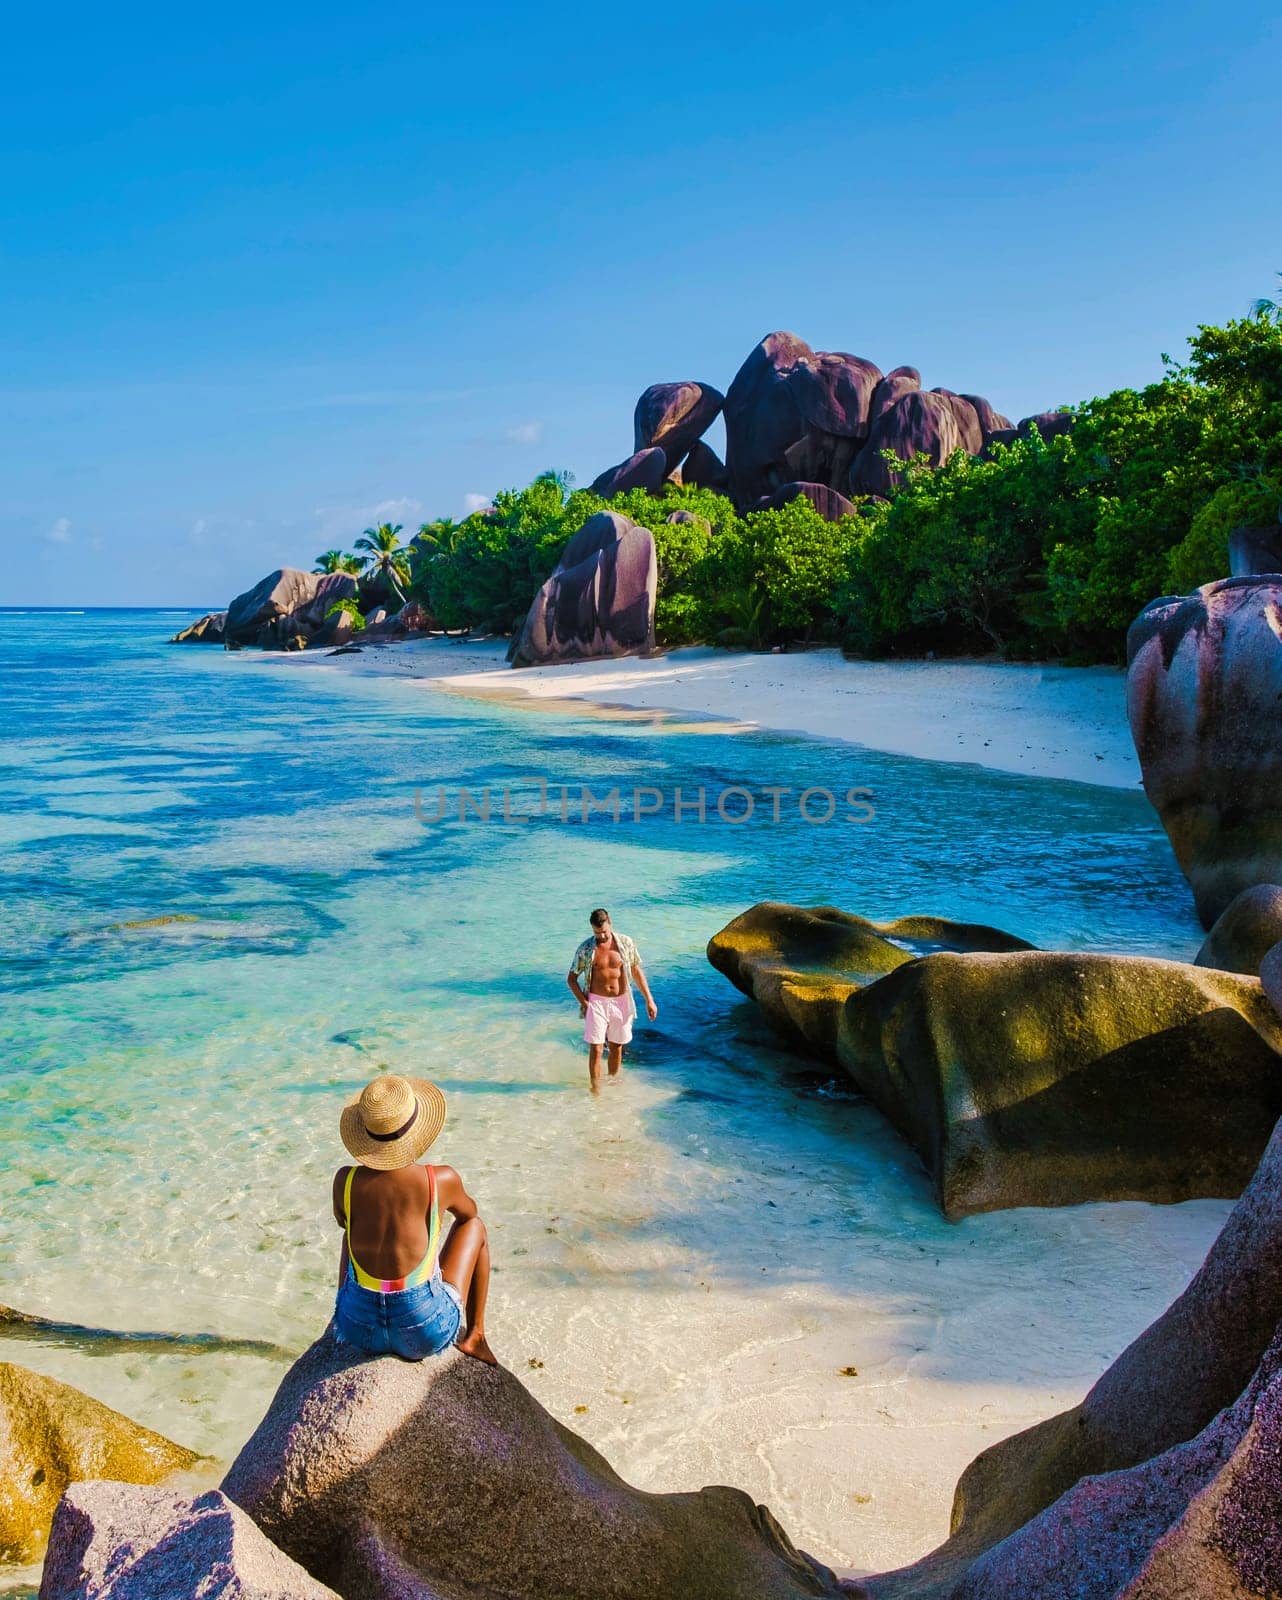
[340,1077,447,1169]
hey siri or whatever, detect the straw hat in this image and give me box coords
[340,1074,446,1170]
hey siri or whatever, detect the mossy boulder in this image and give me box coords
[708,903,1282,1217]
[0,1362,200,1563]
[839,949,1282,1217]
[707,902,1033,1058]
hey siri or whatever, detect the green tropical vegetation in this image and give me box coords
[314,305,1281,664]
[324,596,366,630]
[314,550,364,575]
[353,522,412,603]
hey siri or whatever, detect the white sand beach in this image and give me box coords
[269,638,1140,791]
[192,633,1224,1585]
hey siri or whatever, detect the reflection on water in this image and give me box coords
[0,611,1219,1574]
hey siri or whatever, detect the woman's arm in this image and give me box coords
[332,1168,352,1290]
[433,1164,479,1223]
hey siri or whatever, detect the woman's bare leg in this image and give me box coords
[439,1217,496,1365]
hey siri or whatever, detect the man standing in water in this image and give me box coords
[566,908,658,1090]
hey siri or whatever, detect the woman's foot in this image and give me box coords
[457,1327,498,1366]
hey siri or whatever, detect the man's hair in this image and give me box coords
[589,908,610,927]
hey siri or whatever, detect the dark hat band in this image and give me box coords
[364,1103,419,1142]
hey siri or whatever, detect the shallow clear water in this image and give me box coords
[0,609,1220,1579]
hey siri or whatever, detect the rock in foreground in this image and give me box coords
[223,1333,847,1600]
[1196,884,1282,975]
[39,1483,338,1599]
[0,1362,200,1563]
[855,1113,1282,1598]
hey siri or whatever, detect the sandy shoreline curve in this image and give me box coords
[265,637,1139,790]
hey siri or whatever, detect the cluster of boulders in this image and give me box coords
[29,1116,1282,1596]
[507,509,658,668]
[708,902,1282,1218]
[171,569,432,651]
[588,331,1074,523]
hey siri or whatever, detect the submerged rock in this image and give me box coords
[222,1332,847,1600]
[1127,576,1282,926]
[508,512,657,669]
[39,1483,338,1599]
[1196,884,1282,975]
[709,903,1282,1217]
[854,1112,1282,1598]
[0,1362,200,1563]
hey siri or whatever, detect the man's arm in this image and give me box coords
[567,967,588,1014]
[631,961,658,1020]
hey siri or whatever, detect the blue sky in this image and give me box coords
[3,1,1279,606]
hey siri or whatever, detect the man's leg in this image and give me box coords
[439,1217,496,1366]
[607,1041,623,1076]
[587,1042,604,1089]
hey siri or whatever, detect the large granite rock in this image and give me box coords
[1017,409,1075,443]
[224,570,359,649]
[1127,576,1282,926]
[855,1113,1282,1598]
[866,367,921,427]
[960,393,1013,442]
[222,1333,847,1600]
[508,513,657,668]
[1196,884,1282,975]
[929,390,983,455]
[840,948,1282,1217]
[681,438,730,492]
[0,1363,200,1563]
[749,482,858,522]
[709,903,1282,1217]
[589,446,669,499]
[723,332,882,505]
[850,391,964,497]
[707,902,1033,1057]
[169,612,226,644]
[633,382,724,472]
[39,1483,338,1599]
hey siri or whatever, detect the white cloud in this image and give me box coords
[48,517,72,544]
[312,496,424,542]
[462,492,492,515]
[505,420,543,445]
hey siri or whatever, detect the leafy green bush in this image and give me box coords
[324,597,365,631]
[1166,475,1282,592]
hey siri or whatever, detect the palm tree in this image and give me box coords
[414,518,461,557]
[314,550,364,575]
[353,523,411,604]
[1252,272,1282,323]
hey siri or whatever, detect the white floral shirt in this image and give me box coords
[570,932,642,1021]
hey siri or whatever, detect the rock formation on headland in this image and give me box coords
[588,331,1068,521]
[0,1361,201,1565]
[709,901,1282,1217]
[1127,576,1282,928]
[171,569,433,652]
[507,509,657,669]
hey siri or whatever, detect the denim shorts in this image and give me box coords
[333,1267,463,1361]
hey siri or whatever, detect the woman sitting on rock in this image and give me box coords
[332,1073,496,1365]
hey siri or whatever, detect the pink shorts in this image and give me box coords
[583,992,633,1046]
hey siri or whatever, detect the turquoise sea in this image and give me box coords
[0,608,1225,1580]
